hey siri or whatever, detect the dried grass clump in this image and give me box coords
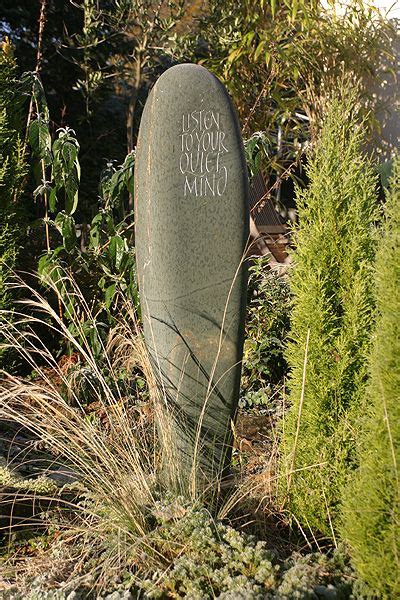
[0,271,184,592]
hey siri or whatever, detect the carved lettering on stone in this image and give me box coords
[179,109,228,197]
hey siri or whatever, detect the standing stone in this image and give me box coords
[135,64,249,488]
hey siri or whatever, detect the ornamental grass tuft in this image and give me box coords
[0,270,181,593]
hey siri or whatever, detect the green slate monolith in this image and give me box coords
[135,64,249,489]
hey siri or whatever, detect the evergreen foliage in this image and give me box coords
[0,42,26,209]
[341,157,400,598]
[241,259,291,410]
[279,91,379,536]
[0,43,27,364]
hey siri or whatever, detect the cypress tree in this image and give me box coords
[341,157,400,597]
[279,91,379,537]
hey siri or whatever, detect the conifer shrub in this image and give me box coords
[0,43,26,218]
[0,44,27,366]
[279,91,379,537]
[0,218,17,317]
[341,157,400,598]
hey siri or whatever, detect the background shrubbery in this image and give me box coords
[175,0,392,196]
[0,48,27,368]
[241,259,291,411]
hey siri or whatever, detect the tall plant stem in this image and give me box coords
[21,0,48,159]
[284,328,310,503]
[36,0,47,74]
[126,55,142,214]
[35,0,51,254]
[41,159,50,253]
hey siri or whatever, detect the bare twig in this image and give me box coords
[35,0,48,75]
[284,329,310,501]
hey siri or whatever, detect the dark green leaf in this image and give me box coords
[55,212,77,253]
[49,187,57,212]
[90,213,103,248]
[109,235,125,270]
[29,118,52,165]
[105,283,117,309]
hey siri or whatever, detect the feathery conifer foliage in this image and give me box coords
[279,90,379,537]
[0,41,26,208]
[341,157,400,597]
[0,42,27,365]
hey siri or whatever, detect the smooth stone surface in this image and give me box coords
[135,63,249,482]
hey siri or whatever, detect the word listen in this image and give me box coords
[179,110,228,197]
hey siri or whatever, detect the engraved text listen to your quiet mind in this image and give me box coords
[179,110,228,197]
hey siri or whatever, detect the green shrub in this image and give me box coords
[279,90,379,537]
[341,157,400,598]
[0,44,27,366]
[0,44,26,209]
[0,217,17,312]
[25,81,138,361]
[241,259,291,410]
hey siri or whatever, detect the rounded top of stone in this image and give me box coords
[159,62,215,75]
[152,62,224,94]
